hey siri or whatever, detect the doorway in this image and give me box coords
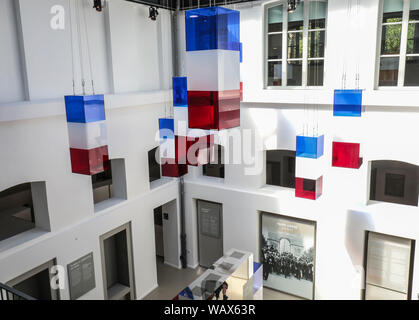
[6,259,59,300]
[100,223,135,300]
[197,199,223,268]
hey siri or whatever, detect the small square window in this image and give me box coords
[384,173,405,198]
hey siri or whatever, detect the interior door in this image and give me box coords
[197,200,223,268]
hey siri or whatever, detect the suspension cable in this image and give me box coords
[68,0,76,95]
[82,0,96,94]
[76,0,86,95]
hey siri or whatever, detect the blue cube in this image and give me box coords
[253,262,263,294]
[185,7,240,52]
[65,95,105,123]
[173,77,188,107]
[240,42,243,63]
[296,135,324,159]
[334,89,363,117]
[159,118,174,139]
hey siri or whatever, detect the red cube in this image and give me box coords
[69,146,110,175]
[295,176,323,200]
[161,158,188,177]
[188,90,240,130]
[332,142,362,169]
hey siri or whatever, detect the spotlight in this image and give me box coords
[149,6,159,21]
[287,0,300,13]
[93,0,103,12]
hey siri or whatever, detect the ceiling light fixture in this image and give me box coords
[149,6,159,21]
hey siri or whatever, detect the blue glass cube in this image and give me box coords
[159,118,174,139]
[253,262,263,294]
[65,95,105,123]
[173,77,188,107]
[296,135,324,159]
[185,7,240,52]
[334,89,363,117]
[240,42,243,63]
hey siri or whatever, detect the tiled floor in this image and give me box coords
[144,257,302,300]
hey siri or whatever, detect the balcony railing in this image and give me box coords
[0,283,36,300]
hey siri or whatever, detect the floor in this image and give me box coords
[144,256,302,300]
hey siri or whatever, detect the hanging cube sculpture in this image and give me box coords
[295,176,323,200]
[65,94,109,175]
[296,135,324,159]
[186,7,241,130]
[333,89,363,117]
[332,141,363,169]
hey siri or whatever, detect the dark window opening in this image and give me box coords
[92,166,113,204]
[266,150,296,188]
[370,160,419,206]
[203,145,225,179]
[148,147,161,183]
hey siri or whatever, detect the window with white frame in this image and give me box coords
[265,0,327,88]
[378,0,419,87]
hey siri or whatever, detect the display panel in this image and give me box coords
[365,232,414,300]
[67,252,96,300]
[261,213,316,299]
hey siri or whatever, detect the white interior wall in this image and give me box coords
[0,0,419,301]
[162,199,181,269]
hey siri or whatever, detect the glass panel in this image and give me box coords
[407,23,419,54]
[287,60,302,86]
[404,56,419,86]
[288,32,303,59]
[379,57,399,86]
[309,1,327,29]
[307,60,324,86]
[268,5,283,32]
[268,34,282,59]
[410,0,419,21]
[268,61,282,86]
[382,0,403,23]
[308,30,325,58]
[288,1,304,31]
[381,24,402,54]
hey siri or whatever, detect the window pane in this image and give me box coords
[268,5,283,32]
[381,24,402,54]
[268,34,282,59]
[410,0,419,21]
[308,30,325,58]
[404,56,419,86]
[287,60,302,86]
[407,23,419,54]
[309,1,327,29]
[288,1,304,31]
[379,57,399,86]
[288,32,303,59]
[383,0,403,23]
[308,60,324,86]
[268,61,282,86]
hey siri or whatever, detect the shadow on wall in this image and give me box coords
[344,210,375,268]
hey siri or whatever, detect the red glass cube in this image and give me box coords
[161,158,188,177]
[240,82,243,101]
[69,146,109,175]
[332,142,362,169]
[188,90,240,130]
[295,176,323,200]
[186,134,215,166]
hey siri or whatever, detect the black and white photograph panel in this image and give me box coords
[261,212,316,300]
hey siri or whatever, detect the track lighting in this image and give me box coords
[93,0,103,12]
[149,6,159,21]
[287,0,301,13]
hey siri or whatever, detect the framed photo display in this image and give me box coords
[260,212,316,299]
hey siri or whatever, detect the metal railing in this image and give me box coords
[0,283,36,300]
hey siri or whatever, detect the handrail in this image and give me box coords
[0,283,36,300]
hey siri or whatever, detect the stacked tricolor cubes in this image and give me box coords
[185,7,241,130]
[295,135,324,200]
[159,7,240,178]
[332,90,363,169]
[64,95,109,175]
